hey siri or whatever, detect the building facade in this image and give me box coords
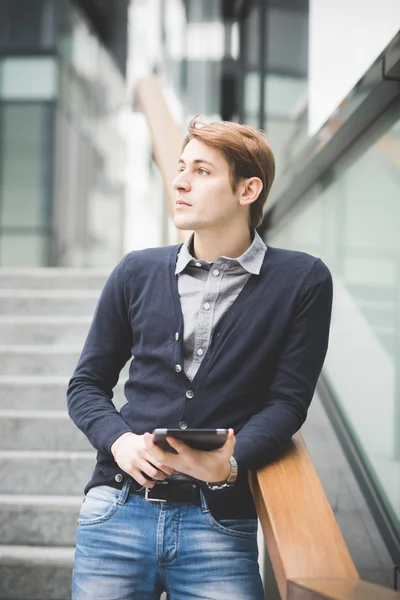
[0,0,129,267]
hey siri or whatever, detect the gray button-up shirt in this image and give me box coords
[176,231,267,380]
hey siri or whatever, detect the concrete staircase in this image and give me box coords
[0,269,126,600]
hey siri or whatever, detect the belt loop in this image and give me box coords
[117,479,131,505]
[200,489,210,514]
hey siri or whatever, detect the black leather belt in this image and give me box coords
[132,482,201,505]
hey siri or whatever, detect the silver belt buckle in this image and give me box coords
[145,485,167,502]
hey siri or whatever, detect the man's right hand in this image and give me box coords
[111,433,174,488]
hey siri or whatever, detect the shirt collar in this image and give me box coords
[175,231,267,276]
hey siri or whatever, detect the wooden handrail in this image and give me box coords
[250,433,400,599]
[135,76,189,244]
[134,76,400,600]
[249,433,358,599]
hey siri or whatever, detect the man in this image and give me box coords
[67,118,333,600]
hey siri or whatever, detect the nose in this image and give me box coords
[173,171,191,192]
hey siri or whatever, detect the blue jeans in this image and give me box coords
[72,481,264,600]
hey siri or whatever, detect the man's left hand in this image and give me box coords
[143,429,235,484]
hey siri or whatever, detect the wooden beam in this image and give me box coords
[249,433,358,600]
[134,77,189,243]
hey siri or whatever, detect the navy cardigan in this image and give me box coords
[67,244,333,519]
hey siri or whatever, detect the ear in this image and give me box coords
[238,177,263,207]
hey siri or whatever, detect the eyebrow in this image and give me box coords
[178,158,216,168]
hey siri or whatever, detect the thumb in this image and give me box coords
[225,428,236,450]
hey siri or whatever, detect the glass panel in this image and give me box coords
[243,3,260,70]
[266,75,307,119]
[0,233,49,266]
[270,114,400,535]
[264,75,308,179]
[0,0,56,49]
[243,72,260,127]
[1,57,57,100]
[186,61,221,116]
[186,0,221,22]
[263,6,310,182]
[0,104,53,228]
[266,8,308,76]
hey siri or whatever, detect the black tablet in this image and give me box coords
[152,428,228,453]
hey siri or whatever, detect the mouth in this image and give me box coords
[176,199,191,207]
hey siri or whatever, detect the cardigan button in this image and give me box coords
[115,474,123,483]
[179,421,188,430]
[186,390,194,399]
[175,364,182,373]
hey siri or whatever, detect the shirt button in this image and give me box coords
[186,390,195,399]
[179,421,188,429]
[195,262,201,267]
[175,332,180,341]
[175,364,182,372]
[197,348,204,356]
[115,474,123,483]
[213,269,220,276]
[204,302,210,310]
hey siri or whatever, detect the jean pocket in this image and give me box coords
[78,485,119,526]
[204,513,258,539]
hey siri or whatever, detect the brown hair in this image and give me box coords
[182,118,275,229]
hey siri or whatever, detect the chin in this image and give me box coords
[174,216,194,231]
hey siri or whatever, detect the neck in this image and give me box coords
[192,226,253,262]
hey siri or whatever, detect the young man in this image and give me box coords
[67,118,333,600]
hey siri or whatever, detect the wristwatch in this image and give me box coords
[206,456,238,490]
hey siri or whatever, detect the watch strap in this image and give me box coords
[206,456,238,490]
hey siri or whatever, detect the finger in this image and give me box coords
[224,429,236,449]
[140,461,168,482]
[166,436,190,455]
[129,467,157,488]
[149,461,174,476]
[144,432,167,459]
[143,438,174,475]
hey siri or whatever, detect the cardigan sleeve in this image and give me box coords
[67,255,134,456]
[233,258,333,472]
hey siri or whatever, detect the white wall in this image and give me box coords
[309,0,400,135]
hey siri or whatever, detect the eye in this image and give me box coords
[198,168,209,175]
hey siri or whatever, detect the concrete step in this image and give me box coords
[0,495,81,546]
[0,411,93,451]
[0,316,92,345]
[0,290,98,316]
[0,346,81,376]
[0,346,131,377]
[0,451,95,495]
[0,267,108,289]
[0,376,126,410]
[0,545,73,599]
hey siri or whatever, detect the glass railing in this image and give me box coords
[269,112,400,542]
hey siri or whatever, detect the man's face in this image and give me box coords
[173,139,241,232]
